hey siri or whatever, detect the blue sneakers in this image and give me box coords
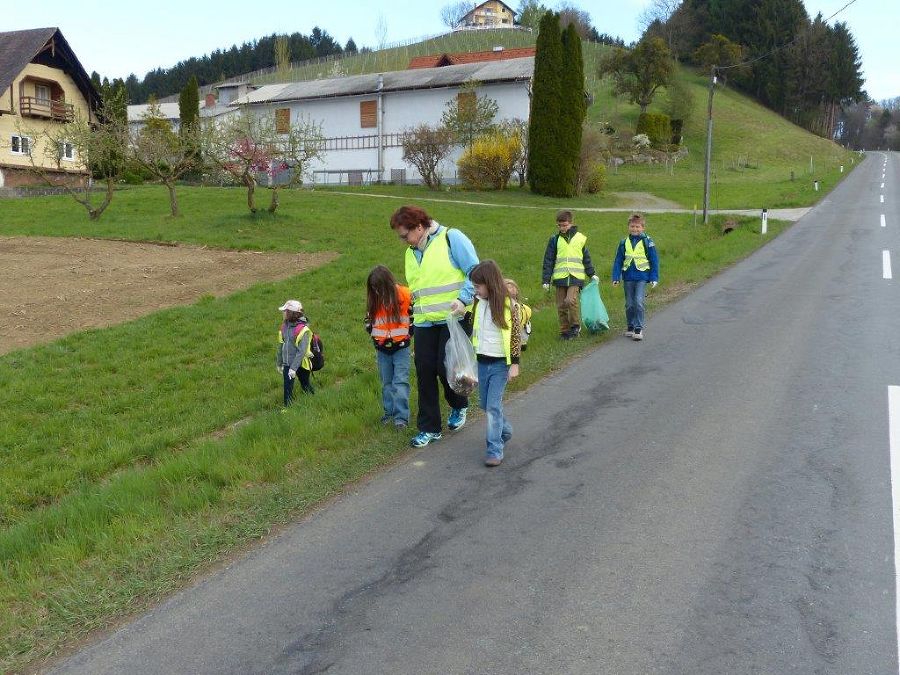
[447,407,468,431]
[410,431,442,448]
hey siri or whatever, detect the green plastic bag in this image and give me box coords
[580,279,609,333]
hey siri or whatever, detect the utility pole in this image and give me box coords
[702,65,717,225]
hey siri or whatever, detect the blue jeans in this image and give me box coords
[623,280,647,331]
[477,359,512,460]
[376,347,411,424]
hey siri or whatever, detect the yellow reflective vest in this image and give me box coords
[277,323,312,371]
[552,232,587,281]
[405,228,466,325]
[623,237,650,272]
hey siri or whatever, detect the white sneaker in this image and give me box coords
[624,329,634,338]
[632,330,644,341]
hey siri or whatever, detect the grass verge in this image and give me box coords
[2,185,792,671]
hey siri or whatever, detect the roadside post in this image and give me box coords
[814,180,820,192]
[761,208,768,235]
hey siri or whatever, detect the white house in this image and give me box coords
[127,81,247,134]
[231,57,533,185]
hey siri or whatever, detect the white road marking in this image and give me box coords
[884,214,888,228]
[885,250,894,279]
[888,386,900,673]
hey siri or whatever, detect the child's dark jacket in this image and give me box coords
[541,226,596,288]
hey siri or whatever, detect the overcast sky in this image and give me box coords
[5,0,897,101]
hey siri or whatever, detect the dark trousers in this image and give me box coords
[413,324,468,433]
[283,365,314,405]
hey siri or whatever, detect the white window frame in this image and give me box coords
[35,83,51,103]
[11,134,31,156]
[60,141,75,161]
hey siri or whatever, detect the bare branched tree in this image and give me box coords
[440,2,475,29]
[375,14,389,49]
[497,118,528,186]
[638,0,681,51]
[15,103,128,220]
[128,102,198,216]
[557,2,596,40]
[401,124,453,189]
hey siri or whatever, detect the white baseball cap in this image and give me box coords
[278,299,302,312]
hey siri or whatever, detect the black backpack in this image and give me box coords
[309,332,325,372]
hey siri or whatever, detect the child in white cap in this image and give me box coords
[276,299,315,405]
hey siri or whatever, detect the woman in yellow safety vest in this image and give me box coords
[390,205,481,449]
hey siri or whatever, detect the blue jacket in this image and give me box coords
[407,223,479,327]
[611,233,659,283]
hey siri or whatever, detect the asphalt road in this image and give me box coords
[51,152,899,675]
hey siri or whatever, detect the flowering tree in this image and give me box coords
[203,112,323,213]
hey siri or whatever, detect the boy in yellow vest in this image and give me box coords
[541,210,598,339]
[611,213,660,341]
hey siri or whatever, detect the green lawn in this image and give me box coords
[1,184,793,670]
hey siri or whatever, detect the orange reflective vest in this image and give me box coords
[371,285,412,344]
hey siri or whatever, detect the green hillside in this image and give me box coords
[250,28,852,209]
[590,63,856,208]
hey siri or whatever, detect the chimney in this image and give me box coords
[205,93,217,108]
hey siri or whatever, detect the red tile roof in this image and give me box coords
[407,47,536,69]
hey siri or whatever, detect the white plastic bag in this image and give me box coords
[444,317,478,396]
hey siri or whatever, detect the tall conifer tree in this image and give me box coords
[179,75,200,127]
[559,23,585,197]
[528,11,564,195]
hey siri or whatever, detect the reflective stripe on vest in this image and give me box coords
[471,297,513,365]
[623,237,650,272]
[405,228,466,324]
[371,285,412,340]
[552,232,587,280]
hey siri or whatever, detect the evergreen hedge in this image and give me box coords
[635,112,672,148]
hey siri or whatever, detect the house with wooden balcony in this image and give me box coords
[458,1,517,29]
[0,27,100,187]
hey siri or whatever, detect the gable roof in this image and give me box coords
[234,57,533,106]
[463,1,517,19]
[0,27,99,111]
[408,47,536,69]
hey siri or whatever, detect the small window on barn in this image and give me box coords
[275,108,291,134]
[457,91,476,115]
[360,100,377,129]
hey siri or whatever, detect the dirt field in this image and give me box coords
[0,236,337,355]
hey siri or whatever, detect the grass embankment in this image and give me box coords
[2,185,788,671]
[255,28,854,209]
[592,67,857,209]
